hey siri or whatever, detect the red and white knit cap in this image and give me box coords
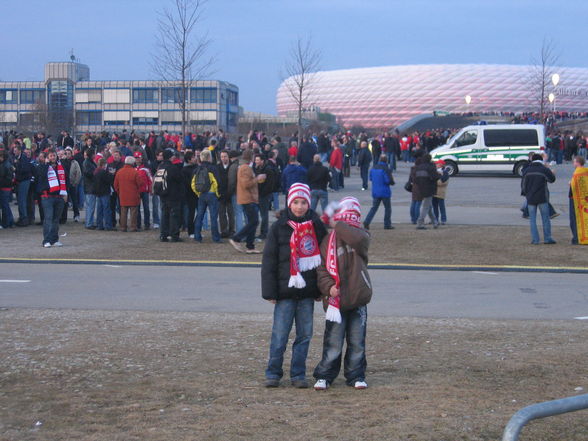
[287,183,311,208]
[333,196,362,227]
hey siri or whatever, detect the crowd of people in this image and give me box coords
[0,123,585,248]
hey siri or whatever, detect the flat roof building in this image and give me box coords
[0,61,239,134]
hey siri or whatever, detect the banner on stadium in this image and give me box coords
[571,167,588,245]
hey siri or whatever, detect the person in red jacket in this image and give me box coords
[114,156,142,232]
[135,152,153,230]
[329,138,343,191]
[288,140,299,158]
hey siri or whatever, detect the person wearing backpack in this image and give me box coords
[155,149,183,242]
[191,149,222,243]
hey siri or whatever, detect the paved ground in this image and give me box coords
[2,264,588,320]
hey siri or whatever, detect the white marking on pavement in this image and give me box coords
[0,280,31,283]
[473,271,499,275]
[104,265,122,268]
[574,316,588,320]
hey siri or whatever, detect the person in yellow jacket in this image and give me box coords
[191,149,222,243]
[570,156,588,245]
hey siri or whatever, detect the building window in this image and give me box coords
[77,111,102,125]
[0,89,18,104]
[161,87,186,104]
[20,89,46,104]
[75,89,102,103]
[191,87,217,104]
[132,117,159,125]
[227,112,238,127]
[133,88,159,104]
[227,90,238,106]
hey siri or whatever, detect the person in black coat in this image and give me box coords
[261,184,328,388]
[522,154,556,244]
[158,149,184,242]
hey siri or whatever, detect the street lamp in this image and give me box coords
[464,95,471,114]
[548,92,555,112]
[550,73,560,115]
[551,73,560,87]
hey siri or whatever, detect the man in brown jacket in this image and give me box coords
[114,156,142,232]
[229,149,265,253]
[313,197,372,391]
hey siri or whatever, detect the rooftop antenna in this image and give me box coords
[69,49,76,62]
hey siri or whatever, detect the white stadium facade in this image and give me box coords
[276,64,588,129]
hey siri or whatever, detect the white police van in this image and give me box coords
[430,124,545,176]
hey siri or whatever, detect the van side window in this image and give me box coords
[484,129,539,147]
[453,130,477,148]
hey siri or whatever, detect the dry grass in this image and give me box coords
[1,309,587,441]
[0,222,586,268]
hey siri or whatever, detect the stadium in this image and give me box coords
[276,64,588,129]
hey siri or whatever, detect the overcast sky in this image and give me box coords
[1,0,586,113]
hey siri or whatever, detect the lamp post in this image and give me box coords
[464,95,471,114]
[551,73,560,115]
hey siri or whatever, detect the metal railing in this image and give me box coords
[502,393,588,441]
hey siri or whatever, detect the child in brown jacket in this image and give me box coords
[313,197,372,390]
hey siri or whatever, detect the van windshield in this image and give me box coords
[483,129,538,147]
[452,130,478,148]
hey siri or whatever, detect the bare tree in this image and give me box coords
[151,0,215,136]
[530,38,560,122]
[282,37,321,147]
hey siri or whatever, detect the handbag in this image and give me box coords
[404,180,412,193]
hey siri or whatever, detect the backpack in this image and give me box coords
[194,165,211,193]
[152,166,169,196]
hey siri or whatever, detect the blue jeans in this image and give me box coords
[310,189,328,213]
[194,192,220,242]
[556,150,563,165]
[266,298,314,381]
[272,192,280,212]
[402,150,410,162]
[0,189,14,227]
[85,194,97,227]
[387,152,397,171]
[364,197,391,228]
[151,194,160,225]
[77,181,85,209]
[16,179,31,221]
[360,166,369,189]
[233,203,258,250]
[231,194,245,233]
[432,197,447,223]
[313,306,367,384]
[41,197,64,245]
[570,198,578,244]
[330,167,341,191]
[410,200,422,224]
[417,196,437,227]
[137,192,150,229]
[96,195,112,229]
[259,193,272,238]
[528,202,553,243]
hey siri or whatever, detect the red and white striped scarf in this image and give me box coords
[325,197,362,323]
[48,162,67,195]
[287,219,321,289]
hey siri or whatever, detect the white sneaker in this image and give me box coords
[53,241,63,247]
[74,216,80,222]
[189,234,195,239]
[43,242,52,248]
[354,381,368,390]
[229,238,245,253]
[153,223,160,229]
[314,379,328,391]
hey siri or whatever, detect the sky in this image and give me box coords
[1,0,587,114]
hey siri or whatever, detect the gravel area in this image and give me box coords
[1,309,587,440]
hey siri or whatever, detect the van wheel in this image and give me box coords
[444,161,458,176]
[514,161,528,177]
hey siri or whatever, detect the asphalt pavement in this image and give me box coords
[1,264,587,320]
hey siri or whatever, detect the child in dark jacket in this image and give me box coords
[313,197,372,390]
[261,183,327,388]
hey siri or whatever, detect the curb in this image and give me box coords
[1,258,587,274]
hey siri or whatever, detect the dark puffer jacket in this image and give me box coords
[261,209,328,301]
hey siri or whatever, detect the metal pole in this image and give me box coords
[502,394,588,441]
